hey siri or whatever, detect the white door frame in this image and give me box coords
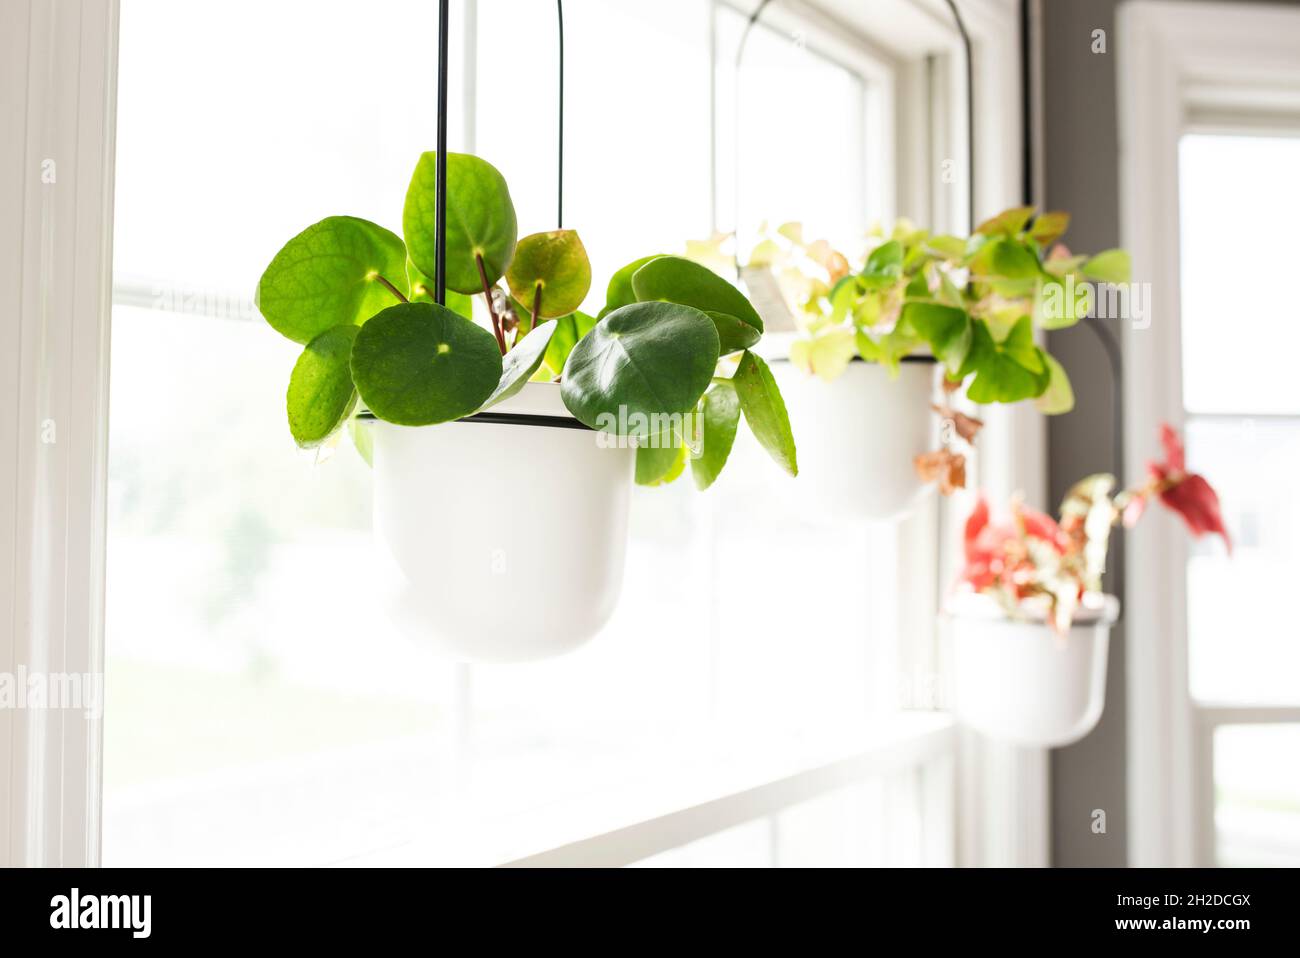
[0,0,119,867]
[1118,0,1300,868]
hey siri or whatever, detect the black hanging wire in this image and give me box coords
[433,0,567,303]
[1015,0,1124,618]
[941,0,975,231]
[1013,0,1125,495]
[557,0,565,229]
[435,0,450,306]
[731,0,776,278]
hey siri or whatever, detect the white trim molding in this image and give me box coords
[0,0,119,867]
[1118,0,1300,869]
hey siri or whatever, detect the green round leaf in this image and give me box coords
[691,381,741,490]
[505,230,592,319]
[561,301,720,436]
[631,256,763,333]
[286,324,360,447]
[541,310,597,378]
[732,350,797,477]
[482,321,558,409]
[403,152,518,295]
[635,434,685,486]
[406,258,474,319]
[257,216,408,344]
[707,311,762,355]
[960,316,1051,404]
[602,254,663,316]
[1035,352,1075,415]
[350,302,503,425]
[637,441,688,487]
[1082,249,1131,285]
[901,302,971,376]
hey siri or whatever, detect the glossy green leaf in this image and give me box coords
[286,324,360,447]
[602,254,663,316]
[505,230,592,320]
[635,422,685,485]
[639,441,688,487]
[1033,275,1090,330]
[732,350,797,476]
[707,310,762,354]
[860,240,903,288]
[1035,352,1075,415]
[1029,211,1070,247]
[901,302,971,376]
[925,234,968,260]
[790,327,857,382]
[961,316,1050,404]
[691,381,741,490]
[561,301,719,436]
[857,326,925,375]
[538,310,597,378]
[405,258,473,319]
[350,302,503,425]
[482,322,557,409]
[828,275,859,323]
[969,237,1040,281]
[257,216,408,344]
[631,255,763,332]
[1082,249,1131,285]
[403,152,518,295]
[975,206,1035,236]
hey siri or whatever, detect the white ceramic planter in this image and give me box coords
[946,593,1119,748]
[363,382,635,663]
[770,354,939,522]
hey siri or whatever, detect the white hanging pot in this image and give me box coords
[946,592,1119,748]
[769,354,939,522]
[361,382,635,663]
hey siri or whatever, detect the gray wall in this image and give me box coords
[1038,0,1299,867]
[1039,0,1127,870]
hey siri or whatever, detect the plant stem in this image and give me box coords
[531,282,544,335]
[374,274,408,304]
[476,253,508,355]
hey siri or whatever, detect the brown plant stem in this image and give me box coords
[531,282,544,336]
[476,253,508,355]
[374,274,408,304]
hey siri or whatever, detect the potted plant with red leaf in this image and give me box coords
[947,424,1230,747]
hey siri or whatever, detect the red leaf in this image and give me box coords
[1158,421,1185,473]
[1159,473,1231,552]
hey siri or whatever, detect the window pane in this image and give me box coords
[1214,725,1300,866]
[106,0,917,866]
[1179,134,1300,415]
[1186,417,1300,705]
[105,0,465,866]
[475,0,712,310]
[715,5,868,250]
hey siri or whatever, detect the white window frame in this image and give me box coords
[0,0,119,867]
[1,0,1038,868]
[1119,0,1300,868]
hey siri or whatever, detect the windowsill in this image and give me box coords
[329,711,955,868]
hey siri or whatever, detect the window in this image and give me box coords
[102,0,969,867]
[1179,132,1300,866]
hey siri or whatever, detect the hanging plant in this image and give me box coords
[693,209,1130,496]
[960,422,1229,632]
[256,151,797,490]
[948,423,1227,746]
